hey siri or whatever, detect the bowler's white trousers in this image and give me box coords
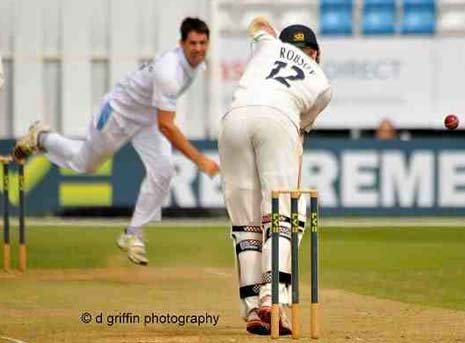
[218,106,306,318]
[43,99,173,227]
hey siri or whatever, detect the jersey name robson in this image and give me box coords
[279,47,314,73]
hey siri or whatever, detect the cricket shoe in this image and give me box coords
[117,232,148,265]
[258,296,292,336]
[246,308,270,335]
[12,120,50,161]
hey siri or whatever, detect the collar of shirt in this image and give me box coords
[176,46,206,78]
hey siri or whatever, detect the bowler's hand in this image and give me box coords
[198,156,220,177]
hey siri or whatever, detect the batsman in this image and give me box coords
[218,17,332,335]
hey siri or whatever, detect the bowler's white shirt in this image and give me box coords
[230,31,332,132]
[108,47,205,125]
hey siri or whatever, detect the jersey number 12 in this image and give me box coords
[265,61,305,88]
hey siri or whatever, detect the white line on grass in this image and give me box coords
[322,217,465,228]
[0,337,28,343]
[205,268,233,278]
[20,217,229,228]
[9,217,465,228]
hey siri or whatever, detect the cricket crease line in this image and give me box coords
[205,268,232,278]
[0,336,28,343]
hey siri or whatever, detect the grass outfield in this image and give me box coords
[1,224,464,311]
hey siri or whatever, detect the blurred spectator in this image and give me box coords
[376,119,397,140]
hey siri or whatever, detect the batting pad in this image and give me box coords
[231,225,264,319]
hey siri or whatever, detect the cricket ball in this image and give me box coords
[444,114,459,130]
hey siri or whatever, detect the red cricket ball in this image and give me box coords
[444,114,459,130]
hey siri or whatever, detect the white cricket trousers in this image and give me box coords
[42,100,173,227]
[218,106,306,318]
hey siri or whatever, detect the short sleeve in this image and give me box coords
[152,60,179,112]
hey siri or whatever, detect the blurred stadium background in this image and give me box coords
[0,0,464,217]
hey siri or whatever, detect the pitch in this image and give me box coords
[1,221,464,342]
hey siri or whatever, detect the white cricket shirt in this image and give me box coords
[230,31,332,132]
[108,47,205,125]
